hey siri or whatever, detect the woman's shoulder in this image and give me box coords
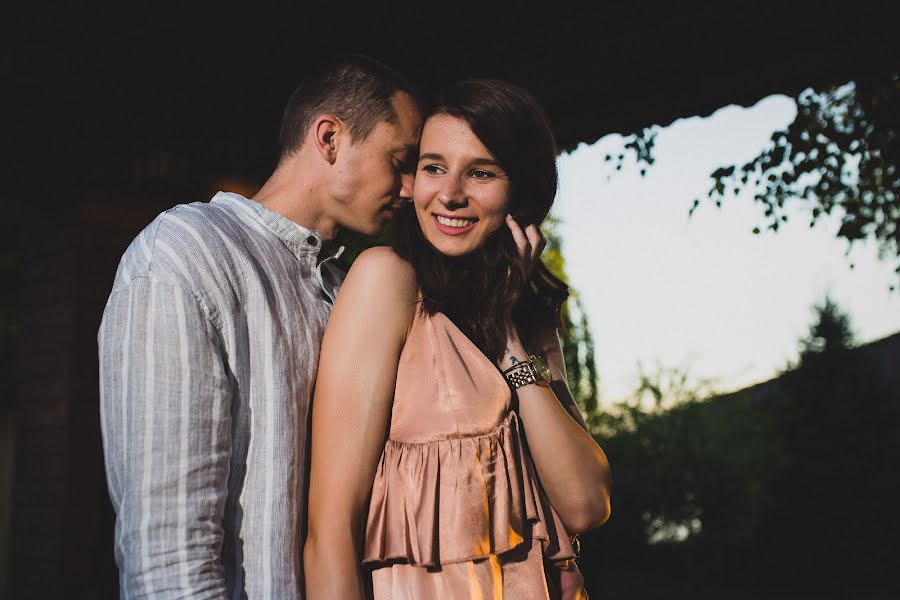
[339,246,418,313]
[352,246,414,274]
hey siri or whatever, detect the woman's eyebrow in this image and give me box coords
[418,153,499,167]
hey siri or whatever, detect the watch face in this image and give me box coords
[531,355,552,382]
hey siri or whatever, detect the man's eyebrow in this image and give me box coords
[392,143,418,154]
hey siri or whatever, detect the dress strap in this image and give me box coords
[403,288,428,340]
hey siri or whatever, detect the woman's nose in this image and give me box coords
[438,178,467,209]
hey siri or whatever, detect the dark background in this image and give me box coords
[1,2,899,598]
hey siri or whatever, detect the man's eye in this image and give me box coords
[397,156,417,174]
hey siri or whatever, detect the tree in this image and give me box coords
[579,363,783,591]
[797,294,855,363]
[761,297,900,586]
[541,215,601,415]
[610,72,900,289]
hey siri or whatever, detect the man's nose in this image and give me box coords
[399,171,415,202]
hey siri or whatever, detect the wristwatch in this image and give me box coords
[503,355,552,389]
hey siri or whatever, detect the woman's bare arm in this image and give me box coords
[503,216,611,534]
[304,247,418,600]
[533,323,589,431]
[499,321,611,534]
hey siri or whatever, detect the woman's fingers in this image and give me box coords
[506,214,531,258]
[525,224,545,261]
[508,216,548,278]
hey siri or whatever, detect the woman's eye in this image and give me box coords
[421,164,445,175]
[470,169,495,180]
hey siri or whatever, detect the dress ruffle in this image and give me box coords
[363,411,576,568]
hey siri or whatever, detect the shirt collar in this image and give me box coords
[211,191,344,261]
[317,249,347,305]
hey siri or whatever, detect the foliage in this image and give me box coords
[604,127,658,178]
[540,214,600,415]
[763,336,900,584]
[610,72,900,289]
[797,294,855,363]
[583,365,782,569]
[697,73,899,289]
[578,298,900,593]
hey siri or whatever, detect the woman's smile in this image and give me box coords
[433,213,479,235]
[413,114,510,256]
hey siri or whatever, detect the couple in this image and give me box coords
[99,54,611,599]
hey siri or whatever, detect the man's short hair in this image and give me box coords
[278,54,420,160]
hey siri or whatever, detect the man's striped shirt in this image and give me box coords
[99,191,344,599]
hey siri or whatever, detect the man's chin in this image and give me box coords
[372,213,398,235]
[355,220,389,238]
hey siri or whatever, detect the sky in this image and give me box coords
[553,94,900,407]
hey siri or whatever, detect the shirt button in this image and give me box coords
[306,235,318,246]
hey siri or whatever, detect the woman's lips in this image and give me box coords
[433,214,478,236]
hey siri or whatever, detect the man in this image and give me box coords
[99,54,422,599]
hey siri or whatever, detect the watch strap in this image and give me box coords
[503,361,538,389]
[503,355,550,389]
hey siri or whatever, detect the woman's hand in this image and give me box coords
[499,214,546,369]
[501,216,612,533]
[505,214,546,278]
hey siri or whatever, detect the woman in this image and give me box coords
[305,79,611,599]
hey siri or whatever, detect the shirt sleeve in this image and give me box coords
[99,276,233,599]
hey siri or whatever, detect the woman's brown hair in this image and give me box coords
[391,79,569,361]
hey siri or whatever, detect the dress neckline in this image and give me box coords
[427,310,510,391]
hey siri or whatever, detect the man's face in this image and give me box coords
[330,91,422,236]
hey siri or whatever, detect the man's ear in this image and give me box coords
[311,114,342,164]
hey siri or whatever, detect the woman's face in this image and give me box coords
[413,114,511,257]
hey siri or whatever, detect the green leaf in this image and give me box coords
[710,166,736,179]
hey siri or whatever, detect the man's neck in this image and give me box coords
[252,159,339,241]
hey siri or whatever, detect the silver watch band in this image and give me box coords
[504,362,538,389]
